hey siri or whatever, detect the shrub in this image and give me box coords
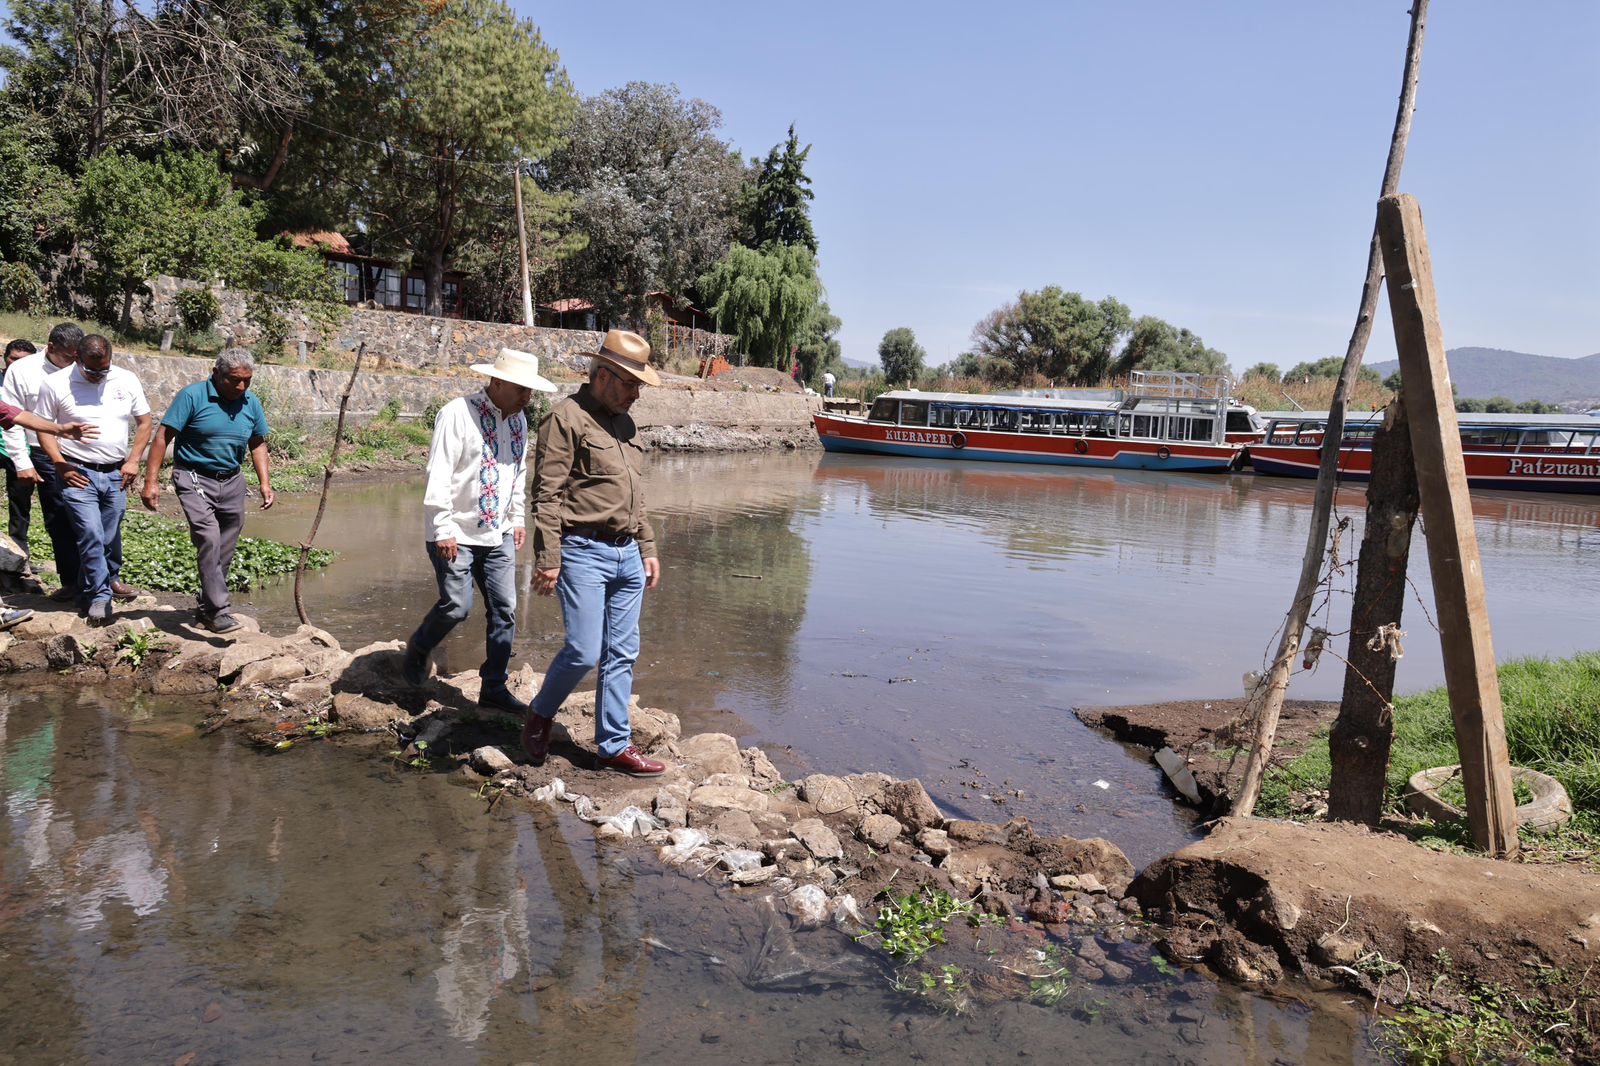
[176,288,221,336]
[0,261,44,312]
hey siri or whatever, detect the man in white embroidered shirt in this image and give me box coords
[403,348,556,712]
[33,334,153,624]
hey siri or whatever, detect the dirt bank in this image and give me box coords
[1081,697,1600,1062]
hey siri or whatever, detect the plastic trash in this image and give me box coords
[716,848,765,873]
[783,884,830,928]
[1092,779,1110,790]
[659,827,710,864]
[1155,747,1202,805]
[531,777,567,803]
[831,893,866,929]
[572,795,600,822]
[601,805,665,838]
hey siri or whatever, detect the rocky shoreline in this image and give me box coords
[7,591,1597,1058]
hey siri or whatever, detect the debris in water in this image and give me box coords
[1154,747,1202,805]
[1092,779,1110,790]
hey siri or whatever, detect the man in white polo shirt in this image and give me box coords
[34,334,153,624]
[1,322,87,591]
[402,348,556,711]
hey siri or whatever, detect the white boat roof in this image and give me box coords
[877,389,1227,412]
[1258,410,1597,429]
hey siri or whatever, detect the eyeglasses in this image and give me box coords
[81,366,109,381]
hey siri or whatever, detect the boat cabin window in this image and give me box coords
[1172,415,1216,442]
[899,400,929,426]
[1119,412,1164,439]
[1225,410,1256,434]
[870,397,897,422]
[1060,410,1112,436]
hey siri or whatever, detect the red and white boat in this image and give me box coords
[813,372,1247,473]
[1246,411,1600,494]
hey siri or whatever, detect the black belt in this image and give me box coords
[66,458,125,473]
[175,465,242,481]
[565,526,633,546]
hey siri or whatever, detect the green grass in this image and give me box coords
[26,508,333,596]
[1259,653,1600,828]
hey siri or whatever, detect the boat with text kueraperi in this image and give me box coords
[812,372,1247,473]
[1246,411,1600,494]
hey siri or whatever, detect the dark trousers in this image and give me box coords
[172,468,248,617]
[2,454,32,546]
[28,449,80,591]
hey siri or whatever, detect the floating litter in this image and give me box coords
[1092,779,1110,790]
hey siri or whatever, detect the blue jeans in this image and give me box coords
[529,535,646,758]
[28,449,81,591]
[60,466,126,611]
[408,535,517,688]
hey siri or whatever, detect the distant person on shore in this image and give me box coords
[1,338,38,545]
[403,348,554,710]
[822,370,836,397]
[0,386,99,630]
[522,329,665,777]
[0,323,97,594]
[140,349,275,634]
[33,334,152,624]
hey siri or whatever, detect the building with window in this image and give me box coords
[289,231,468,318]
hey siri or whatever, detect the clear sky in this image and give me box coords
[528,2,1597,372]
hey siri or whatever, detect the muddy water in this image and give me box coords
[12,451,1592,1062]
[245,453,1600,865]
[0,685,1374,1065]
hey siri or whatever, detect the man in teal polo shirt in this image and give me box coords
[141,349,274,633]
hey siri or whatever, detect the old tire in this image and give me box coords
[1405,764,1572,834]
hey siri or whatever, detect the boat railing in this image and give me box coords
[1121,371,1232,401]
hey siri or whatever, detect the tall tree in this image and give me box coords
[547,82,744,329]
[970,287,1131,384]
[879,327,925,384]
[793,299,843,386]
[737,123,816,253]
[698,243,821,369]
[361,0,574,316]
[1120,315,1231,376]
[454,174,586,323]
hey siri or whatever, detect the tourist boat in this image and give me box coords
[812,372,1247,472]
[1246,411,1600,494]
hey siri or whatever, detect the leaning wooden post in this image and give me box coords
[293,340,366,626]
[1376,193,1518,858]
[1232,0,1429,815]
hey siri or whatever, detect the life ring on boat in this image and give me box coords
[1074,439,1089,455]
[1157,446,1171,461]
[950,431,967,450]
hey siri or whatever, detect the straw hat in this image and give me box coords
[471,348,557,392]
[592,329,661,387]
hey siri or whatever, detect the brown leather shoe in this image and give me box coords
[521,713,555,766]
[109,580,139,601]
[597,745,666,778]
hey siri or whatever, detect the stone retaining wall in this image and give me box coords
[110,350,821,441]
[137,276,733,376]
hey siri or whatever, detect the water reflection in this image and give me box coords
[0,686,1378,1064]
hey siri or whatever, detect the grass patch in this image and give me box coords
[27,509,332,595]
[1258,653,1600,850]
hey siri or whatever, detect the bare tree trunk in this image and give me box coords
[1327,399,1418,823]
[1233,0,1430,815]
[294,342,364,626]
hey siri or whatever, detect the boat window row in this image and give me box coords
[868,396,1220,443]
[1265,419,1600,453]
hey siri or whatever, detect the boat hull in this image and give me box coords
[814,414,1240,472]
[1249,444,1600,494]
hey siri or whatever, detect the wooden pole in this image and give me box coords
[1376,193,1518,857]
[293,341,365,626]
[1327,398,1418,823]
[512,163,535,327]
[1233,0,1430,815]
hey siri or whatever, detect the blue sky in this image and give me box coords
[521,1,1598,372]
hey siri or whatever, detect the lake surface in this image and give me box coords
[10,449,1597,1063]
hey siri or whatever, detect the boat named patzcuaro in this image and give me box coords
[1246,411,1600,494]
[814,372,1250,473]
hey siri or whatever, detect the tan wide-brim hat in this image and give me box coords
[592,329,661,387]
[471,347,557,393]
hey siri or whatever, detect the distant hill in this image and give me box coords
[1368,347,1600,408]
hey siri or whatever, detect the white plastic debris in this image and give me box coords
[1242,670,1262,697]
[601,805,665,838]
[783,884,830,929]
[1092,779,1110,790]
[572,795,600,822]
[716,848,765,873]
[1154,747,1202,805]
[831,893,866,929]
[659,827,710,864]
[531,777,568,803]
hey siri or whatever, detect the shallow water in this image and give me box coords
[10,450,1594,1062]
[0,685,1375,1065]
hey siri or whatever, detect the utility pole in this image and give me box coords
[512,160,535,327]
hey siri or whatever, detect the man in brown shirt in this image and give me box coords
[522,329,666,777]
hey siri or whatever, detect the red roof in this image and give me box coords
[285,230,354,255]
[540,298,595,313]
